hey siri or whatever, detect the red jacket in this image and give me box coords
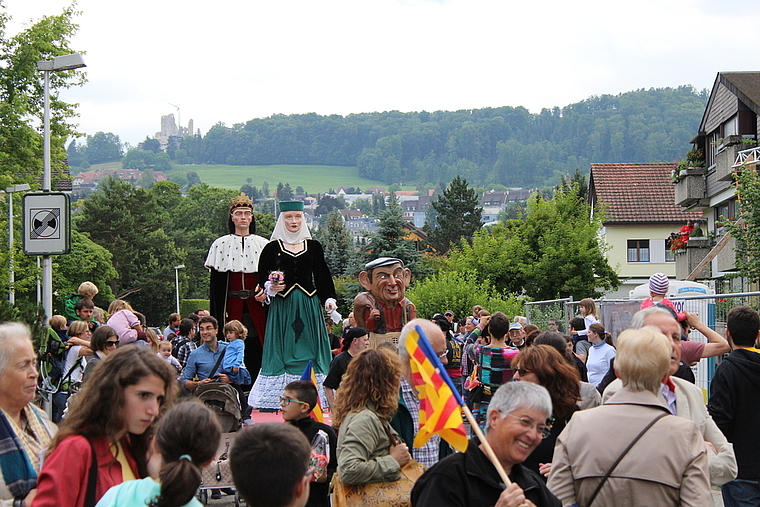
[32,435,139,507]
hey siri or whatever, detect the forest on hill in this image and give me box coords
[175,85,708,188]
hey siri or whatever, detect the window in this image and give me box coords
[627,240,650,262]
[665,238,675,262]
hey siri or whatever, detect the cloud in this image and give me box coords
[6,0,760,146]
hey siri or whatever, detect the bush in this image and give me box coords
[180,299,209,318]
[407,270,524,321]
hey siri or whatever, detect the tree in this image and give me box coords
[352,197,372,215]
[426,176,483,253]
[86,131,123,164]
[723,167,760,283]
[136,168,156,189]
[365,194,426,278]
[76,177,185,324]
[0,5,86,192]
[53,230,118,310]
[137,136,161,153]
[315,195,341,216]
[406,270,523,323]
[446,184,618,300]
[317,210,356,276]
[186,171,201,187]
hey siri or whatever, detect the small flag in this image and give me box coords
[405,325,468,453]
[300,360,325,423]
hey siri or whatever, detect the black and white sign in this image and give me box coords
[23,193,70,255]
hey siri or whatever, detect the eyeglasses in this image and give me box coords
[105,340,119,347]
[514,368,532,377]
[437,349,449,359]
[506,414,554,439]
[279,396,308,407]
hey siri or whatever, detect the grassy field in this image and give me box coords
[163,164,386,193]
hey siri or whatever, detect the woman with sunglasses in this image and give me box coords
[33,346,176,507]
[512,345,580,480]
[82,325,118,383]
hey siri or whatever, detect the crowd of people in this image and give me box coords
[2,197,758,507]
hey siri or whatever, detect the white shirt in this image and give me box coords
[204,234,269,273]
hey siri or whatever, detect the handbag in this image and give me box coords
[331,460,424,507]
[331,421,425,507]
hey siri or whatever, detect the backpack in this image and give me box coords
[39,328,68,389]
[171,335,191,359]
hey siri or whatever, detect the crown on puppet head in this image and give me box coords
[230,193,254,212]
[279,200,304,212]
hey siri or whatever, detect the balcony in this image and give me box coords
[716,136,745,181]
[674,167,706,207]
[674,238,712,280]
[716,235,737,273]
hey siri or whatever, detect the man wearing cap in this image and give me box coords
[354,257,416,347]
[205,194,269,379]
[508,322,527,350]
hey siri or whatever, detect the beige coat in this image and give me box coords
[547,387,710,507]
[603,376,737,486]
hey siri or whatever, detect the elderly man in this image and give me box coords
[548,325,711,506]
[353,257,416,347]
[412,382,560,507]
[393,318,448,469]
[603,306,737,488]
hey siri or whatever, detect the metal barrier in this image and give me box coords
[526,292,760,394]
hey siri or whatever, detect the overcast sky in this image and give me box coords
[5,0,758,147]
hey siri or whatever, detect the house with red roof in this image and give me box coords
[589,162,702,298]
[675,72,760,289]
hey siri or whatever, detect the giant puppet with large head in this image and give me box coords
[353,257,416,347]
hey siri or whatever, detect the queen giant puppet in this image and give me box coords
[249,201,337,409]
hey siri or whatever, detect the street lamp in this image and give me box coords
[4,183,31,305]
[174,265,185,314]
[36,53,86,320]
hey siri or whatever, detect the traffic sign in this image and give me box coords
[23,193,70,255]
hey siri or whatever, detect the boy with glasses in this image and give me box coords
[280,381,337,507]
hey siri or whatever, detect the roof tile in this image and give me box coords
[589,163,703,223]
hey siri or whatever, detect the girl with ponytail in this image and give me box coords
[96,401,221,507]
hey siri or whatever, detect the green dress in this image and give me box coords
[249,239,335,409]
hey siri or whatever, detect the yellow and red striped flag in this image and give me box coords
[405,325,468,452]
[301,360,325,423]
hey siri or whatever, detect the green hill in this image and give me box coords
[164,164,382,193]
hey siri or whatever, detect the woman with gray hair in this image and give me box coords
[547,326,711,506]
[412,381,561,506]
[0,323,56,506]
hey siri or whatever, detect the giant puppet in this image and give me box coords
[249,201,337,410]
[205,194,269,379]
[353,257,416,347]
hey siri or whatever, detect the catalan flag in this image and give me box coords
[405,325,468,452]
[300,360,325,423]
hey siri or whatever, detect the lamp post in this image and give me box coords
[174,265,185,314]
[4,183,31,305]
[36,53,86,320]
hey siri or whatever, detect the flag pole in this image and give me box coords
[407,325,511,486]
[461,404,512,486]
